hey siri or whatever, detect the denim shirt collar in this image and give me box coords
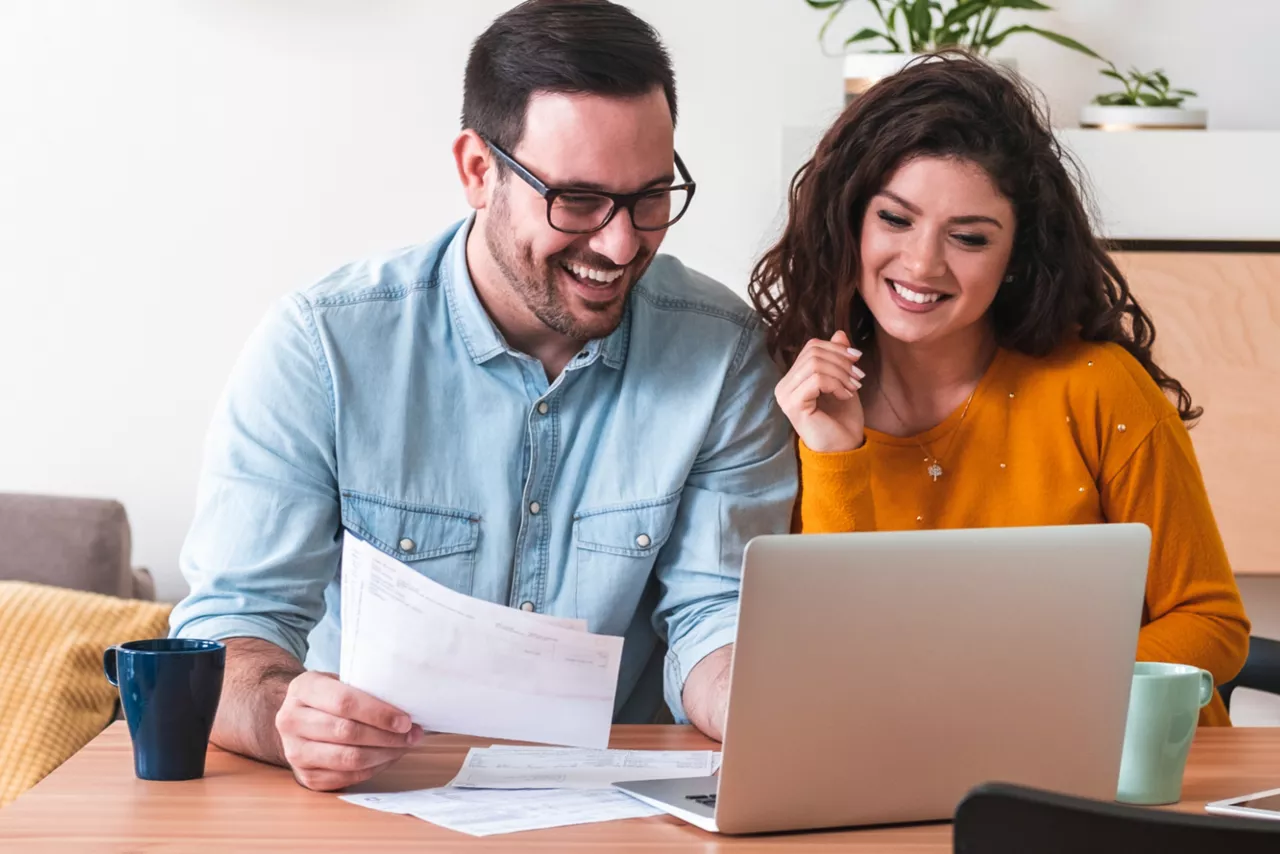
[443,216,629,371]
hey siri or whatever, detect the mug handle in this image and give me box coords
[103,646,119,688]
[1197,668,1214,708]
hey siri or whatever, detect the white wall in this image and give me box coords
[2,1,1279,615]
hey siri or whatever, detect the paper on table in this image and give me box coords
[339,532,623,748]
[447,746,719,789]
[340,787,663,836]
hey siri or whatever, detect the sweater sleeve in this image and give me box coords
[793,440,877,533]
[1101,415,1250,724]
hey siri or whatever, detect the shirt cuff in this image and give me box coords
[170,613,308,665]
[664,616,738,725]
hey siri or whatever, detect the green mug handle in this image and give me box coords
[103,646,119,688]
[1196,668,1213,708]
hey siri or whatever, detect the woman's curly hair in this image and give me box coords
[749,52,1199,421]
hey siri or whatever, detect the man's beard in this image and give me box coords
[484,189,651,342]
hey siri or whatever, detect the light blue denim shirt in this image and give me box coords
[171,217,797,723]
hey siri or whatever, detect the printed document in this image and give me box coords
[341,787,663,836]
[447,746,719,789]
[339,532,623,748]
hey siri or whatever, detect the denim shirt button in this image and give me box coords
[520,601,535,612]
[398,537,415,552]
[636,534,652,548]
[537,402,549,415]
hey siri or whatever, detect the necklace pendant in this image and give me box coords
[927,462,943,482]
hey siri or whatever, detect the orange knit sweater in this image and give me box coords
[796,340,1250,726]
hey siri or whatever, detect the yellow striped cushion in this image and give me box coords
[0,581,171,806]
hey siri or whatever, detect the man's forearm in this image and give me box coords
[211,637,303,767]
[681,644,733,741]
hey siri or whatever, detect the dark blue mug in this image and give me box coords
[103,638,226,781]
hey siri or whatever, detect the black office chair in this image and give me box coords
[954,782,1280,854]
[1220,635,1280,712]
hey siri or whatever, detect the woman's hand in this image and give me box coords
[774,330,866,453]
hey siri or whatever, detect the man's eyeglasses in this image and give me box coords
[482,136,696,235]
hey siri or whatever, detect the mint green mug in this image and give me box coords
[1115,662,1213,805]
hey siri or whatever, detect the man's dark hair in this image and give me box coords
[462,0,677,154]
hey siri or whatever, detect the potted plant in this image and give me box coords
[1079,63,1206,130]
[803,0,1100,102]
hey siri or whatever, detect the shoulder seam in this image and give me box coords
[308,277,440,309]
[632,283,755,329]
[1102,411,1180,488]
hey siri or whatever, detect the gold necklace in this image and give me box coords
[877,384,978,483]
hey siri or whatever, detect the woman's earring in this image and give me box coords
[1003,273,1015,284]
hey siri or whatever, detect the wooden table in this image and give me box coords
[3,724,1279,852]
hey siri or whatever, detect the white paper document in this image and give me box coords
[339,531,624,748]
[340,787,664,836]
[447,746,720,789]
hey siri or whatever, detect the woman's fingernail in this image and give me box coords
[847,348,862,357]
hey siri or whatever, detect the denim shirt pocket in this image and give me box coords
[341,490,480,595]
[573,492,681,630]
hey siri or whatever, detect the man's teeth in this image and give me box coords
[891,280,942,304]
[564,262,624,284]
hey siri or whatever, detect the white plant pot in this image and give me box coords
[843,53,1017,103]
[1079,104,1207,131]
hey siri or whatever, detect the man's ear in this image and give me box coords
[454,129,494,211]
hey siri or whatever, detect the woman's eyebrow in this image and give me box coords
[878,190,1004,229]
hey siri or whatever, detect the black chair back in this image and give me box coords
[954,782,1280,854]
[1221,636,1280,711]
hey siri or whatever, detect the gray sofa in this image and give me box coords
[0,492,155,600]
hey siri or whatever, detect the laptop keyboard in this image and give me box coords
[685,794,717,808]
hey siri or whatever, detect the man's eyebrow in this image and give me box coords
[878,190,1004,228]
[555,174,675,193]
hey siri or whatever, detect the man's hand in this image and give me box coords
[681,645,733,742]
[276,671,424,791]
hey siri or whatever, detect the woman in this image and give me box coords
[750,54,1249,725]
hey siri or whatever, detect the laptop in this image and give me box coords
[617,524,1151,834]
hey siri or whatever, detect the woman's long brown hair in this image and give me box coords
[749,52,1199,421]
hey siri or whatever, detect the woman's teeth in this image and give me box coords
[564,262,624,285]
[890,280,943,304]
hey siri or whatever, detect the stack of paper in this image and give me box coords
[448,745,720,788]
[340,746,721,836]
[339,532,624,748]
[341,787,665,836]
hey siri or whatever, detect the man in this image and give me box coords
[171,0,796,792]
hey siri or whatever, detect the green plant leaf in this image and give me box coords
[1100,68,1127,82]
[910,0,933,50]
[992,0,1052,9]
[818,2,847,45]
[1174,88,1198,96]
[844,27,889,46]
[985,24,1101,59]
[942,0,988,28]
[1093,92,1137,107]
[803,0,845,8]
[1136,92,1167,107]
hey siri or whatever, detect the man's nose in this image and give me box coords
[588,208,641,267]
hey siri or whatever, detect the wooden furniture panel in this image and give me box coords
[1113,252,1280,575]
[3,723,1280,852]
